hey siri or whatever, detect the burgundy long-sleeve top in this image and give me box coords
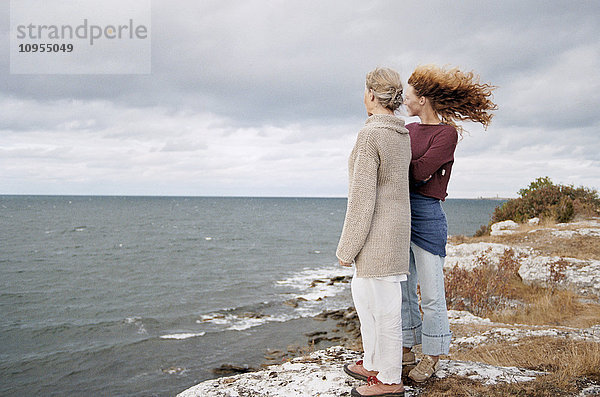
[407,123,459,201]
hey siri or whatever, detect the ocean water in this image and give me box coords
[0,196,503,396]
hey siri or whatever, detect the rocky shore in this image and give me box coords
[178,344,546,397]
[181,307,600,396]
[178,218,600,396]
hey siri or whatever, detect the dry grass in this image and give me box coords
[484,231,600,261]
[462,218,600,261]
[444,337,600,396]
[424,339,600,396]
[421,375,574,397]
[490,285,600,328]
[525,234,600,260]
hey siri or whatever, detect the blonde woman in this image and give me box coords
[337,67,410,397]
[401,65,497,382]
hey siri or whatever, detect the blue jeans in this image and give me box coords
[401,242,452,356]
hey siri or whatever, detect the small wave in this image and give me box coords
[196,266,353,332]
[276,264,353,301]
[197,312,292,331]
[227,314,291,331]
[277,264,353,289]
[192,265,353,333]
[160,332,206,340]
[124,317,148,335]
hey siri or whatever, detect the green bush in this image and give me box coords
[491,177,600,224]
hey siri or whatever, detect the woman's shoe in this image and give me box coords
[344,360,378,381]
[351,376,405,396]
[408,355,440,382]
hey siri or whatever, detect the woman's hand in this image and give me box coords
[339,259,352,267]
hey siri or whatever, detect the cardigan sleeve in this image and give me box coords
[411,128,458,182]
[336,131,379,264]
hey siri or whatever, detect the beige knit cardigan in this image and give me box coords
[336,114,411,278]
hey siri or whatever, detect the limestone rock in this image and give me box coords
[490,220,519,236]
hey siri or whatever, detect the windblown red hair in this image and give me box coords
[408,65,498,135]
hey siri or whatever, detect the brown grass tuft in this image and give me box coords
[490,286,600,327]
[528,235,600,260]
[421,375,574,397]
[445,249,521,316]
[449,337,600,393]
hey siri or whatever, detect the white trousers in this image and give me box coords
[351,273,404,384]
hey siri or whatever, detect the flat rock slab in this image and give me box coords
[436,359,543,385]
[177,346,544,397]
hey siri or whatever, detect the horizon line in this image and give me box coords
[0,193,512,200]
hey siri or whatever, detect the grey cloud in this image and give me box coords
[160,140,207,152]
[4,0,599,129]
[0,146,72,160]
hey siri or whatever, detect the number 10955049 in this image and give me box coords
[19,43,74,52]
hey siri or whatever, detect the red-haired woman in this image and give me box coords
[401,65,497,382]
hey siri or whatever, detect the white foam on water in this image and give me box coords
[124,317,148,334]
[276,264,354,318]
[277,264,351,287]
[289,304,324,319]
[198,313,230,325]
[226,314,292,331]
[276,264,353,300]
[193,264,354,333]
[197,312,294,331]
[160,332,206,340]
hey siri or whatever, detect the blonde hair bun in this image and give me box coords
[366,67,403,112]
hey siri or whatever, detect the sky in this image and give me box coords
[1,0,599,198]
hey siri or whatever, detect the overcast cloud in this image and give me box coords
[1,0,599,197]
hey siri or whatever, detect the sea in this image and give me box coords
[0,195,504,396]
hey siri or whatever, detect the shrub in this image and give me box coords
[517,176,553,197]
[491,177,600,224]
[445,248,521,316]
[473,224,489,237]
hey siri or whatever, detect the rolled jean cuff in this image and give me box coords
[402,323,422,348]
[422,331,452,356]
